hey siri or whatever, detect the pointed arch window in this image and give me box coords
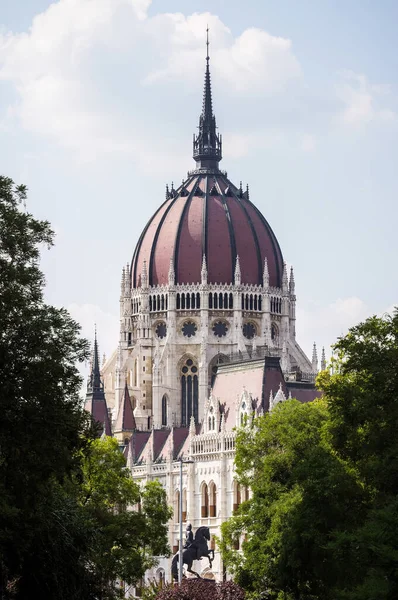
[209,482,217,517]
[201,483,209,518]
[181,358,199,426]
[161,394,168,427]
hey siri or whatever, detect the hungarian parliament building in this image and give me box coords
[85,43,323,585]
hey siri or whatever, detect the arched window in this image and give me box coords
[181,358,199,426]
[177,293,181,309]
[259,296,262,311]
[161,394,168,427]
[219,292,223,308]
[161,294,165,310]
[191,293,195,309]
[241,294,244,309]
[174,490,180,523]
[181,293,186,309]
[229,293,233,309]
[271,323,278,341]
[254,295,258,311]
[196,292,200,308]
[209,293,213,309]
[186,293,190,309]
[149,296,152,311]
[214,293,218,309]
[233,481,241,513]
[201,483,209,518]
[209,482,217,517]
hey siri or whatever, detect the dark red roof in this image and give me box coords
[131,173,283,288]
[114,384,136,433]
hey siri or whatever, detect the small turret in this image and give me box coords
[263,256,269,288]
[201,254,208,285]
[289,266,295,295]
[120,266,125,295]
[168,257,175,286]
[282,262,289,293]
[234,255,241,286]
[124,262,131,297]
[141,259,148,289]
[311,342,318,373]
[321,347,326,371]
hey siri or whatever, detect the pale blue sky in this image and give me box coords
[1,0,397,361]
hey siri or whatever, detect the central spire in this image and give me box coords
[193,28,222,170]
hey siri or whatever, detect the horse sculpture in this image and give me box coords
[171,526,214,581]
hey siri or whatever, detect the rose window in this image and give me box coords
[243,322,256,339]
[212,321,228,338]
[182,321,197,338]
[155,322,167,339]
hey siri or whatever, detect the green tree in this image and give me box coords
[318,309,398,600]
[0,175,92,598]
[221,310,398,600]
[0,177,172,600]
[220,400,364,600]
[78,437,172,599]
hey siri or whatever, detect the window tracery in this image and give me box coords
[180,358,198,426]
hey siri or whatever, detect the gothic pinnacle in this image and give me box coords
[234,255,241,285]
[201,254,208,284]
[263,256,269,288]
[282,262,289,292]
[321,346,326,371]
[168,257,175,286]
[311,342,318,372]
[141,259,148,289]
[289,266,295,294]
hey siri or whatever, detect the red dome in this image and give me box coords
[131,172,283,288]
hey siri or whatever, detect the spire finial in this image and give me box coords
[193,28,222,169]
[234,255,241,286]
[89,326,102,393]
[312,342,318,373]
[321,347,326,371]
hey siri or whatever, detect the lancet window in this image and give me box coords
[209,482,217,517]
[201,483,209,518]
[176,292,201,310]
[241,293,262,311]
[208,292,233,310]
[270,296,282,314]
[180,358,199,426]
[161,394,168,427]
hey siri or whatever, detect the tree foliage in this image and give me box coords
[0,177,171,599]
[78,437,172,599]
[221,309,398,600]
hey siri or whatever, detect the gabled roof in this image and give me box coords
[114,383,136,433]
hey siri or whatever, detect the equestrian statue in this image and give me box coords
[171,525,214,581]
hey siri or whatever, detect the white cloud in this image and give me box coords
[336,70,397,126]
[300,133,316,152]
[0,0,302,166]
[145,16,301,93]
